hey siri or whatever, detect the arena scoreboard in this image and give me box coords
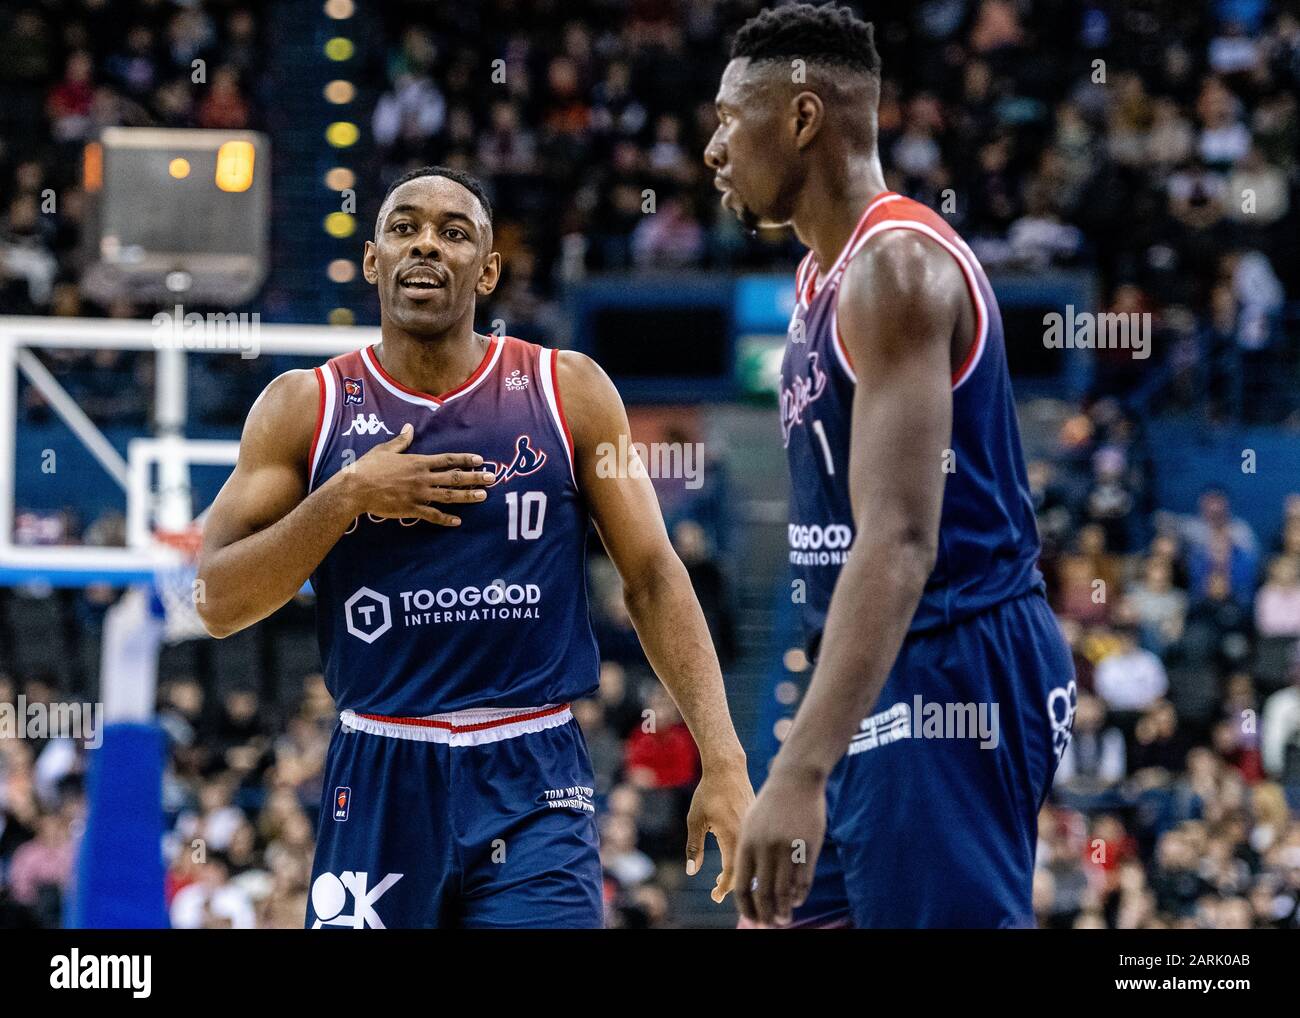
[80,127,270,307]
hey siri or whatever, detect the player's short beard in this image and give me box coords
[738,203,761,235]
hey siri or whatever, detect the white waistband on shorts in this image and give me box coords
[339,703,572,746]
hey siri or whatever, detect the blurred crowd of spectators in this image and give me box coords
[0,0,265,430]
[1032,398,1300,928]
[5,1,1300,421]
[0,1,261,316]
[4,0,1300,931]
[362,0,1300,420]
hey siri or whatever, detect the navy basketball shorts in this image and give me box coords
[306,704,603,929]
[791,589,1076,929]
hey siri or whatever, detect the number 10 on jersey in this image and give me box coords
[505,491,547,540]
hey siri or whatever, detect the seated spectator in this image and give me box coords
[6,806,75,927]
[1187,527,1259,608]
[1179,486,1258,572]
[1123,555,1188,654]
[169,851,256,929]
[1226,145,1289,226]
[1260,646,1300,782]
[1055,692,1127,790]
[46,50,94,142]
[1094,626,1169,713]
[624,687,699,792]
[631,195,704,269]
[672,519,737,668]
[373,73,446,153]
[1149,826,1209,919]
[196,65,250,129]
[1131,700,1191,774]
[1255,555,1300,638]
[573,698,623,796]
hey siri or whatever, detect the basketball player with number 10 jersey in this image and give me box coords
[197,167,753,928]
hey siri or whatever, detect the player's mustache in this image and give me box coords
[395,261,449,286]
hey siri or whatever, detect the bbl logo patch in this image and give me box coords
[343,377,364,405]
[334,786,351,821]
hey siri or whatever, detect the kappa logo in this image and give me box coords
[310,871,403,929]
[343,376,364,405]
[504,368,529,391]
[482,435,547,485]
[342,412,393,437]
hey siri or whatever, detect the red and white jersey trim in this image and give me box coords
[800,191,903,308]
[340,703,572,746]
[359,336,503,411]
[537,347,576,483]
[829,219,990,391]
[308,366,336,489]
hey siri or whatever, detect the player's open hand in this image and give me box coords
[343,423,496,526]
[733,765,826,926]
[685,760,754,904]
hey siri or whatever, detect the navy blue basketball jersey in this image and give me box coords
[781,192,1043,652]
[306,335,600,715]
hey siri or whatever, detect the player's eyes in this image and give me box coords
[392,221,414,234]
[444,228,467,240]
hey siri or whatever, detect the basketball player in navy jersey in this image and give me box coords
[195,166,752,928]
[705,5,1075,928]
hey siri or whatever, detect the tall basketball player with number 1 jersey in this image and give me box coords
[708,4,1075,928]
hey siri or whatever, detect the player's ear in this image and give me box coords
[362,240,378,285]
[792,91,824,151]
[475,251,502,297]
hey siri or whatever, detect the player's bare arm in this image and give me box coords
[195,369,493,638]
[556,349,754,902]
[735,230,964,926]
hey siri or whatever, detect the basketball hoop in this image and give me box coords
[150,524,209,643]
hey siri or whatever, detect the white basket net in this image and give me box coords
[151,526,210,643]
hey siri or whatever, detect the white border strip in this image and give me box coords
[842,219,990,391]
[0,317,373,584]
[308,366,336,490]
[445,335,503,404]
[808,192,903,300]
[538,348,576,484]
[339,705,572,746]
[360,345,439,410]
[827,305,858,384]
[794,251,815,309]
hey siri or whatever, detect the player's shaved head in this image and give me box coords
[375,165,494,248]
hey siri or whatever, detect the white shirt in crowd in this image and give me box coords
[1261,685,1300,780]
[1094,646,1169,712]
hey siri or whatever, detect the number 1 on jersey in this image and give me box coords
[506,491,547,540]
[812,418,835,476]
